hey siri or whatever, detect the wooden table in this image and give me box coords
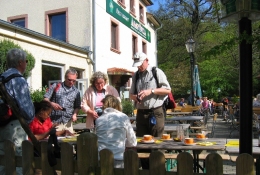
[226,139,260,175]
[127,138,226,172]
[166,112,192,116]
[73,123,190,133]
[166,116,203,121]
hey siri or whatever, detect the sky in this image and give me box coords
[147,0,162,12]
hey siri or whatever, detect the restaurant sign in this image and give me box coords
[106,0,151,42]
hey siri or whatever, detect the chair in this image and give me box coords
[213,103,223,116]
[181,107,193,112]
[211,113,218,137]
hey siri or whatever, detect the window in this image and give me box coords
[132,35,138,56]
[111,20,120,53]
[142,41,147,54]
[139,5,144,23]
[45,8,68,42]
[8,14,28,28]
[117,0,126,8]
[130,0,135,15]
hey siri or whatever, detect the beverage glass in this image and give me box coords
[177,126,184,141]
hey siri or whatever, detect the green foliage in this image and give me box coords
[0,39,35,78]
[30,86,47,102]
[121,98,134,116]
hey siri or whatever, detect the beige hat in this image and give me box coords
[132,52,147,67]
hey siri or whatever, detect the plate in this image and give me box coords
[160,138,173,141]
[183,143,196,146]
[196,138,208,141]
[57,136,66,140]
[140,139,155,143]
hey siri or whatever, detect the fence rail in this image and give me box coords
[0,133,255,175]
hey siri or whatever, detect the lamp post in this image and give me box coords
[217,88,221,102]
[185,38,196,106]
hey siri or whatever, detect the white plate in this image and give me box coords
[57,136,66,140]
[196,138,208,141]
[141,139,155,143]
[160,138,173,141]
[183,143,196,146]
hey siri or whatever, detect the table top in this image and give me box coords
[167,112,192,115]
[225,139,260,155]
[166,116,203,121]
[127,138,226,151]
[73,123,190,132]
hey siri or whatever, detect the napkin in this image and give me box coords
[61,137,77,142]
[137,138,162,144]
[196,142,216,146]
[225,140,239,147]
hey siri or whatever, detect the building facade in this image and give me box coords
[0,0,160,94]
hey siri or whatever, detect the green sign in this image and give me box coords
[106,0,151,42]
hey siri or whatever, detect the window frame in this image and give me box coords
[130,0,136,16]
[110,18,121,54]
[142,40,147,54]
[7,14,28,28]
[139,4,144,24]
[45,8,68,42]
[117,0,126,9]
[132,34,138,56]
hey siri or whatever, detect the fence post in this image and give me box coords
[124,150,139,175]
[41,142,56,175]
[4,140,16,174]
[236,153,254,175]
[177,152,193,175]
[77,132,98,175]
[60,142,74,175]
[100,149,114,175]
[149,151,166,175]
[22,140,35,175]
[205,153,223,175]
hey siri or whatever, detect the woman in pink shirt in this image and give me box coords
[81,71,120,130]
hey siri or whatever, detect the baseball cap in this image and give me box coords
[132,52,147,67]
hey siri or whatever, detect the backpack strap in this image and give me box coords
[134,67,159,94]
[0,73,23,84]
[151,67,159,88]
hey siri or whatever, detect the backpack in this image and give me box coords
[0,73,23,125]
[135,67,176,110]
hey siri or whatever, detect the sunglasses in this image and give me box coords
[67,79,76,82]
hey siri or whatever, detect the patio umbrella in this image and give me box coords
[193,65,202,98]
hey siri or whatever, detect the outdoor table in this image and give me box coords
[165,116,204,126]
[167,111,192,116]
[131,123,190,133]
[127,138,226,172]
[226,139,260,175]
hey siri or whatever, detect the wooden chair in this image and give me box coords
[181,107,193,112]
[213,103,223,116]
[211,113,218,137]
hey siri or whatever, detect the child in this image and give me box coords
[29,101,72,140]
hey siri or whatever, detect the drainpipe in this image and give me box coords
[92,0,96,72]
[155,23,162,67]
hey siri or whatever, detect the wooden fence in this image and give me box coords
[0,133,255,175]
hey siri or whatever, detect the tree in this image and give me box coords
[0,39,35,78]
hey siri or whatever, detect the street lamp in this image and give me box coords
[217,88,221,102]
[185,38,196,106]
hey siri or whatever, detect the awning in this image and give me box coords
[107,67,134,76]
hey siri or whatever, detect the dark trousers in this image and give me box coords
[136,106,165,169]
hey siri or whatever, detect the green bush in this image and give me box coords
[30,86,47,102]
[121,98,134,116]
[0,39,35,77]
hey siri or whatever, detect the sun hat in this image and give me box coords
[132,52,147,67]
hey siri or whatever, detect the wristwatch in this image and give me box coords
[151,89,155,94]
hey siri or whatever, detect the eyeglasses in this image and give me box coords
[67,79,76,82]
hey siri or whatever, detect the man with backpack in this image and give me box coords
[130,52,171,169]
[0,48,35,174]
